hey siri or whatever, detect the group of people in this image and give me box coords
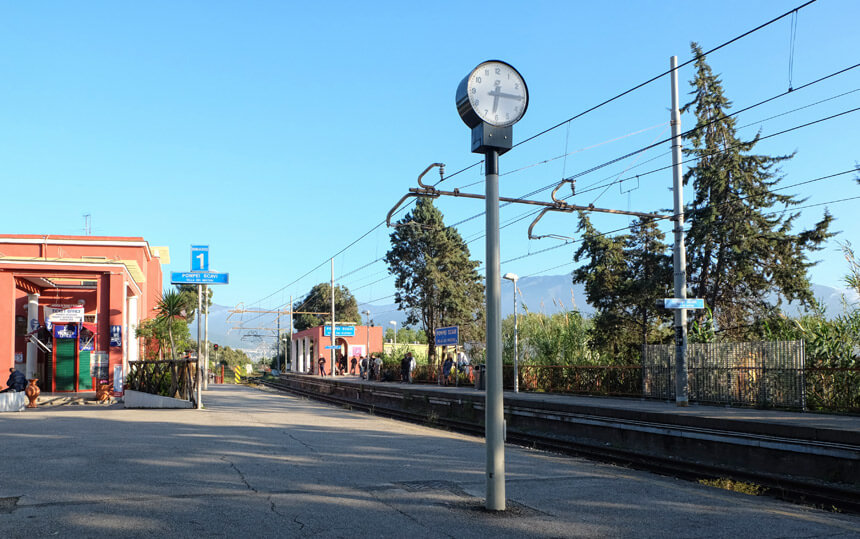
[316,353,382,380]
[441,349,471,386]
[313,349,471,386]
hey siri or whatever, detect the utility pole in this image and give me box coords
[670,55,689,406]
[277,310,281,372]
[330,258,336,376]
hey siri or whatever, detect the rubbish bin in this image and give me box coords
[475,364,486,390]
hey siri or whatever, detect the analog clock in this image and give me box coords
[456,60,528,128]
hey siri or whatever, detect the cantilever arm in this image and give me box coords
[528,208,577,241]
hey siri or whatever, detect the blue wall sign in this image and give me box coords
[323,325,356,337]
[171,271,229,284]
[53,323,78,339]
[110,325,122,347]
[191,245,209,272]
[435,326,459,346]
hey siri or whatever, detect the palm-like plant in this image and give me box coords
[156,289,186,360]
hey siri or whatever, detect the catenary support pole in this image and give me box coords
[289,295,293,372]
[330,258,335,376]
[203,284,209,390]
[485,149,506,511]
[196,284,202,409]
[670,55,689,407]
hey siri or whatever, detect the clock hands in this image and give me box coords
[487,85,524,113]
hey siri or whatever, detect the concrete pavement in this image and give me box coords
[0,384,857,538]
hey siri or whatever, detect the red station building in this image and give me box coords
[0,234,167,393]
[290,324,383,374]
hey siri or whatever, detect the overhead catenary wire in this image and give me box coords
[244,0,824,316]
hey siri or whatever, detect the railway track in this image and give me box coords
[254,377,860,513]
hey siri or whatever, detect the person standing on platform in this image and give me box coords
[457,349,471,381]
[399,353,407,383]
[373,355,383,381]
[408,352,416,384]
[442,353,454,386]
[350,356,358,375]
[359,356,367,379]
[319,356,327,377]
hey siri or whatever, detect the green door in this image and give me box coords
[78,350,92,391]
[55,339,76,391]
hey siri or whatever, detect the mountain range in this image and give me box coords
[194,274,858,357]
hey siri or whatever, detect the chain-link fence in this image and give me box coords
[642,341,806,409]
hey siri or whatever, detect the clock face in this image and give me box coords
[466,61,528,127]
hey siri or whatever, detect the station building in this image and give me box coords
[0,235,168,393]
[291,324,383,374]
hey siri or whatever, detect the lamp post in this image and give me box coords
[503,273,519,393]
[389,320,397,352]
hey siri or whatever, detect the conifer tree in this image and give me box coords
[682,42,832,334]
[385,198,484,363]
[572,213,672,360]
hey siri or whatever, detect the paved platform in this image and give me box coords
[1,384,857,538]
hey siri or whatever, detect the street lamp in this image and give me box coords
[389,320,397,351]
[503,273,519,393]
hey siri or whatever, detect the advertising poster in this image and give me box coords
[113,365,123,396]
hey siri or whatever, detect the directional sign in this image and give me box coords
[663,298,705,310]
[324,325,356,337]
[171,271,229,285]
[191,245,209,272]
[324,345,340,350]
[435,326,459,346]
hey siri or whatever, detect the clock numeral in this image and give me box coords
[514,83,519,89]
[484,69,489,76]
[484,109,488,116]
[506,113,510,120]
[471,87,476,94]
[476,76,482,84]
[474,98,479,107]
[495,114,499,122]
[495,67,501,75]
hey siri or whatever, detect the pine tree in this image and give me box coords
[572,213,672,361]
[293,283,360,331]
[385,198,484,363]
[682,42,833,335]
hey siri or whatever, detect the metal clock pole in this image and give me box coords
[484,148,505,511]
[456,60,528,512]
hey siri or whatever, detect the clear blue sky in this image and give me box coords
[2,1,858,319]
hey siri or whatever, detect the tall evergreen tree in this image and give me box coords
[682,42,832,334]
[293,283,360,331]
[572,213,672,360]
[385,198,484,363]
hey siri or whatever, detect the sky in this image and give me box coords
[2,0,859,327]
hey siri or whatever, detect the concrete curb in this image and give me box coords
[123,389,194,409]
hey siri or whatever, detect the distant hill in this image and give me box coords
[194,276,858,349]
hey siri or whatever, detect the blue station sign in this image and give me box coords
[324,325,356,337]
[171,271,229,285]
[435,326,459,346]
[663,298,705,310]
[191,245,209,272]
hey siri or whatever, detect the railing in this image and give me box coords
[127,360,197,404]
